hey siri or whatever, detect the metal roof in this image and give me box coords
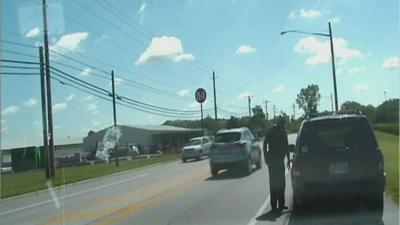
[123,124,202,132]
[217,127,248,133]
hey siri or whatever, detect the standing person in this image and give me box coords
[263,115,290,212]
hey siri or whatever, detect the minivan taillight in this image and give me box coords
[236,142,246,149]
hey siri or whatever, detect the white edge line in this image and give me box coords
[247,169,290,225]
[0,173,147,216]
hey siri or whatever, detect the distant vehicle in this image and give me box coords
[181,136,212,162]
[291,112,385,217]
[209,127,261,177]
[127,143,139,156]
[1,161,12,173]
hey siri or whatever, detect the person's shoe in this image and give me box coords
[278,206,288,212]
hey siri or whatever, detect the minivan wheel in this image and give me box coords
[244,158,252,175]
[182,158,187,163]
[367,194,383,219]
[197,151,203,161]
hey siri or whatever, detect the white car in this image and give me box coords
[182,136,212,162]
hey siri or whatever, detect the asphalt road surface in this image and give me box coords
[0,134,398,225]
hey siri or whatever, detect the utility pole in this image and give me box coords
[330,94,334,112]
[292,103,296,119]
[273,105,276,120]
[248,96,251,117]
[329,22,338,112]
[39,46,50,179]
[111,70,119,167]
[264,100,269,121]
[212,71,217,121]
[42,0,55,177]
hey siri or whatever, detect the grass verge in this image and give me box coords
[375,131,399,204]
[1,153,180,199]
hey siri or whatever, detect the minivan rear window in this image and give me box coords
[214,132,241,143]
[299,118,377,153]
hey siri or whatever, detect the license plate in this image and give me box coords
[329,162,348,175]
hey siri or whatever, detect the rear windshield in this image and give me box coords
[299,118,377,153]
[214,132,241,143]
[186,139,201,146]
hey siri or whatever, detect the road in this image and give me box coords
[0,135,398,225]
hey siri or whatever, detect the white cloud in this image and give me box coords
[1,106,19,116]
[52,103,67,112]
[294,36,362,65]
[328,16,342,24]
[354,84,368,93]
[94,34,109,45]
[54,125,63,130]
[236,45,256,54]
[25,27,40,38]
[24,98,38,107]
[348,66,367,74]
[138,2,146,13]
[1,120,5,124]
[80,68,92,76]
[135,36,195,65]
[288,11,296,20]
[289,9,322,20]
[109,77,123,87]
[86,103,100,115]
[272,85,286,93]
[82,95,94,102]
[188,99,209,108]
[91,119,101,127]
[50,32,89,56]
[300,9,322,18]
[237,91,252,101]
[382,56,400,69]
[178,89,189,97]
[66,94,75,101]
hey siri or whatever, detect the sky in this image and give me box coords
[1,0,399,149]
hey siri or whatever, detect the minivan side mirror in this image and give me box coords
[288,144,295,153]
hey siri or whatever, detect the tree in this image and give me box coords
[296,84,321,116]
[374,99,399,123]
[226,116,240,129]
[252,105,265,120]
[88,130,95,136]
[340,101,376,121]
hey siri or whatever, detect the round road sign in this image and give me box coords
[195,88,207,103]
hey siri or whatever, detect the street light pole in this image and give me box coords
[328,22,338,112]
[281,22,339,112]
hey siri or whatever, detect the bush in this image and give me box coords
[374,123,399,136]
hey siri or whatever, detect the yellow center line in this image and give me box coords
[40,166,209,225]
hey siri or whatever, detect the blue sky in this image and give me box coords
[1,0,399,148]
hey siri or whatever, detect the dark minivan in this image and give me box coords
[291,112,385,217]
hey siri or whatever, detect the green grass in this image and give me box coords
[1,154,180,198]
[375,131,399,204]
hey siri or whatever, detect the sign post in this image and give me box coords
[195,88,207,135]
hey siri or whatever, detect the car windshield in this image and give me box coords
[186,139,201,146]
[214,132,242,143]
[300,118,378,153]
[1,1,399,224]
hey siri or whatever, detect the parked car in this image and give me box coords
[291,112,385,217]
[181,136,212,162]
[209,127,261,177]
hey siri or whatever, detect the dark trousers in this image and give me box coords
[268,159,286,210]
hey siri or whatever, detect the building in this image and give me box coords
[83,125,202,154]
